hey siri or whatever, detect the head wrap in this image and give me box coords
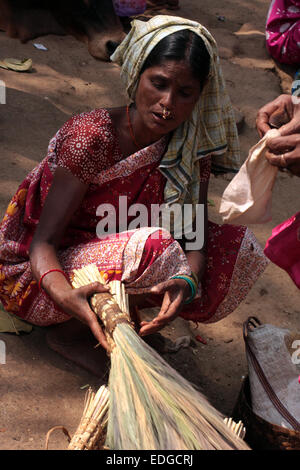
[111,15,240,235]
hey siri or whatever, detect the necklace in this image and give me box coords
[126,105,141,148]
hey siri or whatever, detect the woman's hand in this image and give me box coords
[256,94,300,138]
[56,282,110,350]
[139,278,191,336]
[256,94,300,176]
[265,134,300,177]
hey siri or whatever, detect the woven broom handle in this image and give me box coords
[90,292,132,337]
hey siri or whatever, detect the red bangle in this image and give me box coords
[38,269,69,290]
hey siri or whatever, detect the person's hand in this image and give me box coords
[139,278,191,336]
[256,94,300,138]
[265,134,300,177]
[57,282,110,350]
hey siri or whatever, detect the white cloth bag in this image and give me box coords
[219,129,280,224]
[244,317,300,430]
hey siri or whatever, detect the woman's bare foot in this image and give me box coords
[46,318,109,378]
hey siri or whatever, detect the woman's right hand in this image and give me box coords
[255,94,300,176]
[55,282,110,350]
[256,94,300,138]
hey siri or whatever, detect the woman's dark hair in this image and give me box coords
[140,29,211,91]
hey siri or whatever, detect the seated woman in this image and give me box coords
[0,16,268,375]
[266,0,300,65]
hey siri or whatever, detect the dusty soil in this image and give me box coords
[0,0,299,451]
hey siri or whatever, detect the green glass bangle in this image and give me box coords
[191,271,199,287]
[171,275,197,304]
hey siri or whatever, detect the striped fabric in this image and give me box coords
[111,15,240,231]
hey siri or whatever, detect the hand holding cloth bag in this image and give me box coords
[219,127,300,289]
[219,129,281,225]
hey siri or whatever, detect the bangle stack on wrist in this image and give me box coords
[190,271,199,287]
[171,273,198,304]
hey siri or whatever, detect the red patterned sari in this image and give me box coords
[0,109,268,326]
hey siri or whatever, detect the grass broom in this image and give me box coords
[71,264,250,450]
[45,385,109,450]
[67,385,109,450]
[45,387,246,449]
[64,388,245,450]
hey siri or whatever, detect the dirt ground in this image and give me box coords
[0,0,299,451]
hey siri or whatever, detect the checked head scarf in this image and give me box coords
[111,15,240,234]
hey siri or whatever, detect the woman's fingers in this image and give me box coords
[265,150,287,167]
[265,148,300,173]
[256,106,280,137]
[267,134,299,153]
[256,94,294,137]
[78,281,110,297]
[88,315,109,351]
[269,107,291,130]
[155,292,182,323]
[139,278,191,336]
[256,102,283,137]
[257,120,271,139]
[139,320,164,336]
[266,134,300,174]
[139,292,184,336]
[73,282,110,350]
[80,301,110,350]
[149,280,174,295]
[278,117,300,137]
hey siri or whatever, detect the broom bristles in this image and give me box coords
[71,264,250,450]
[108,323,248,450]
[68,385,109,450]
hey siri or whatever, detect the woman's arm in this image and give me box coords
[139,168,208,337]
[184,177,208,282]
[29,167,109,349]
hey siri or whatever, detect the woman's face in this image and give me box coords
[134,59,202,139]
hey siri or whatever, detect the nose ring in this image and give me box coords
[162,107,171,120]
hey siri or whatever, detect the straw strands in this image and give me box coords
[223,418,246,440]
[71,264,250,450]
[68,386,109,450]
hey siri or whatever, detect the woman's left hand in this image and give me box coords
[266,134,300,177]
[138,278,191,336]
